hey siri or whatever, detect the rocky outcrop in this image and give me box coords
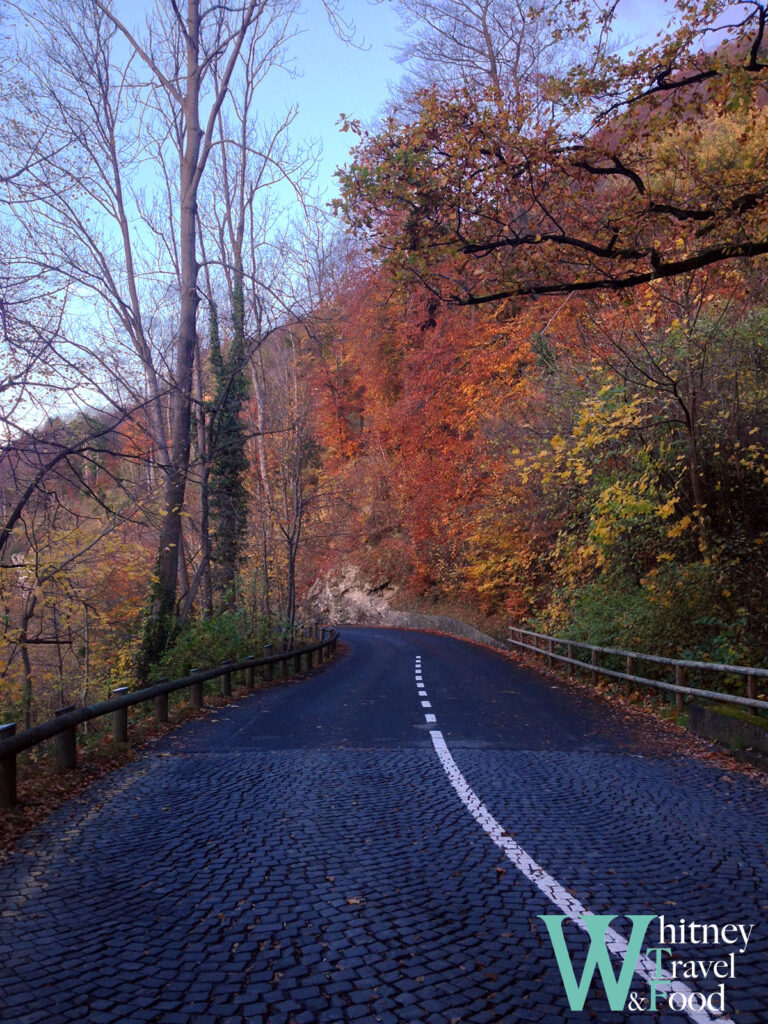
[306,566,400,624]
[305,566,506,650]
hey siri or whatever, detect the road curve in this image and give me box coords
[0,627,766,1024]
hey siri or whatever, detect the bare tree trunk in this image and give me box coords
[52,602,65,707]
[19,593,37,729]
[261,527,272,622]
[195,336,214,617]
[177,524,192,610]
[687,425,709,551]
[82,605,90,709]
[130,0,261,676]
[177,341,214,627]
[146,4,203,664]
[251,353,273,508]
[285,539,298,631]
[675,386,709,552]
[250,353,275,623]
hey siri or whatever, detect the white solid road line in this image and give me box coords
[428,728,734,1024]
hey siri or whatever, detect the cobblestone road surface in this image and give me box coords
[0,628,766,1024]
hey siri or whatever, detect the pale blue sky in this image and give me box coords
[104,0,677,204]
[283,0,673,199]
[283,2,403,196]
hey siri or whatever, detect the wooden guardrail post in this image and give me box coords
[246,657,256,690]
[154,678,169,723]
[55,705,77,769]
[263,644,273,682]
[220,662,232,697]
[281,639,289,679]
[190,668,204,707]
[675,665,686,713]
[591,649,598,685]
[625,656,634,697]
[748,673,758,700]
[547,637,554,668]
[0,723,17,808]
[113,687,129,744]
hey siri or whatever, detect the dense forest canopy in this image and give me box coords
[338,1,768,300]
[1,0,767,728]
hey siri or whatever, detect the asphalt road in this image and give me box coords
[0,627,766,1024]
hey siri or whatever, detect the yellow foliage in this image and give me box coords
[666,515,692,538]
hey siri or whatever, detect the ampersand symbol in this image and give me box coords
[627,992,647,1011]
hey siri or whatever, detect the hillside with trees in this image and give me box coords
[2,0,767,729]
[316,0,768,661]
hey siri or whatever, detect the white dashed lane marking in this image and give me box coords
[417,654,436,726]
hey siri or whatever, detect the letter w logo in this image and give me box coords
[538,914,656,1011]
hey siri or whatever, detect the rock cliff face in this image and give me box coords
[306,566,400,624]
[305,566,506,650]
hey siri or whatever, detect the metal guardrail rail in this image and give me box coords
[508,625,768,713]
[0,625,339,808]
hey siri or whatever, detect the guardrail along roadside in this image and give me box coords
[509,625,768,760]
[508,625,768,709]
[0,625,339,809]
